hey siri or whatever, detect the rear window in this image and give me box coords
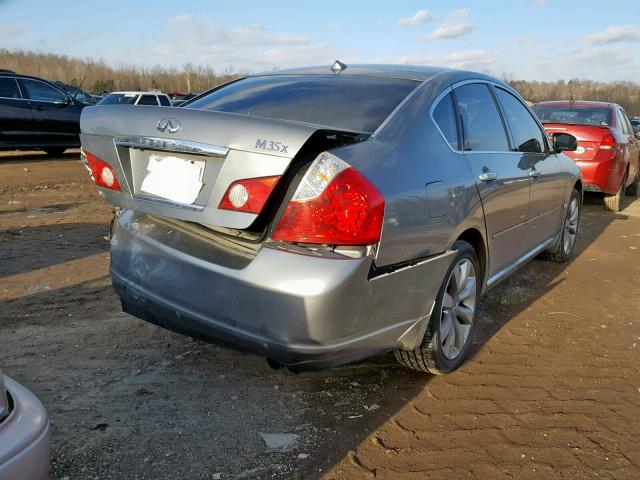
[186,74,419,133]
[532,104,613,127]
[98,93,139,105]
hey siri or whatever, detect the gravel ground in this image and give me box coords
[1,150,639,479]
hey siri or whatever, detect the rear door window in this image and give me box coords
[21,79,66,103]
[0,77,21,99]
[159,95,171,106]
[138,95,159,106]
[495,88,545,153]
[432,92,460,150]
[454,83,510,152]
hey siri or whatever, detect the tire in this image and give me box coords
[603,174,626,212]
[44,148,66,156]
[394,240,481,375]
[542,188,581,263]
[626,170,640,196]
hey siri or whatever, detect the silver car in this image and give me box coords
[0,367,51,479]
[80,64,581,373]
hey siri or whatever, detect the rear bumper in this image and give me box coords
[576,151,625,195]
[110,211,452,369]
[0,377,50,480]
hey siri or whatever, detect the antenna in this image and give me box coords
[568,80,574,103]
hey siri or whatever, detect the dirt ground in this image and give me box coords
[1,150,639,480]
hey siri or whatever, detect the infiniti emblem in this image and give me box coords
[156,118,181,134]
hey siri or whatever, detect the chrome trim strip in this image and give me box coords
[132,195,205,212]
[114,136,229,158]
[429,78,553,155]
[486,235,556,288]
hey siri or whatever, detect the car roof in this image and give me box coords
[534,100,616,109]
[110,91,169,96]
[253,64,453,82]
[0,71,59,83]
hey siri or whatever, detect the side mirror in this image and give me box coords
[54,95,73,107]
[553,133,578,152]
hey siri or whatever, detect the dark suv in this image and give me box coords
[0,70,86,155]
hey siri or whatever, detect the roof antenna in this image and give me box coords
[331,60,347,74]
[568,79,574,103]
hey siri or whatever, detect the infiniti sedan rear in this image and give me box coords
[80,64,581,373]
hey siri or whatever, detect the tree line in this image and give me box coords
[2,49,639,115]
[1,49,242,94]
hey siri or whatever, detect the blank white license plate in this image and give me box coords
[140,154,205,205]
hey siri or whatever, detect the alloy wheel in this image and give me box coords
[440,258,477,360]
[563,197,579,255]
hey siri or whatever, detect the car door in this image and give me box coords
[493,86,566,250]
[19,78,83,145]
[453,82,531,277]
[0,76,33,146]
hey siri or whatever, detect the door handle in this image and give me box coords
[478,171,497,182]
[529,168,540,178]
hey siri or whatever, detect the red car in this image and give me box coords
[533,101,640,211]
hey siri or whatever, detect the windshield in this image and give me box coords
[98,93,139,105]
[186,74,419,133]
[532,104,612,126]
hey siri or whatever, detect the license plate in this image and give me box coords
[140,154,205,204]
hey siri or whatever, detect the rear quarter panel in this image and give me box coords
[331,75,486,268]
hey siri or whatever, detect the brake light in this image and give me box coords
[84,151,121,191]
[272,152,384,245]
[599,133,618,150]
[218,175,280,213]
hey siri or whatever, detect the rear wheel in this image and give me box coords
[542,188,580,263]
[626,169,640,196]
[604,173,626,212]
[394,240,481,374]
[44,148,66,156]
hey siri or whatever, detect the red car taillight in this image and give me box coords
[272,152,384,245]
[599,133,618,150]
[218,175,280,214]
[84,151,121,191]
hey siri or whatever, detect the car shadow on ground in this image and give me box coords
[0,150,80,164]
[0,195,635,479]
[0,222,110,278]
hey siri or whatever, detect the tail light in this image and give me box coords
[272,152,384,245]
[599,133,618,150]
[218,175,280,214]
[84,150,121,191]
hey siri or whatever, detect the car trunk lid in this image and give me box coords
[542,123,611,162]
[80,105,321,231]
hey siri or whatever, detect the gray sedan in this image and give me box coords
[80,63,581,374]
[0,367,50,479]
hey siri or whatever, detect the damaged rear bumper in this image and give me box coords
[110,211,453,369]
